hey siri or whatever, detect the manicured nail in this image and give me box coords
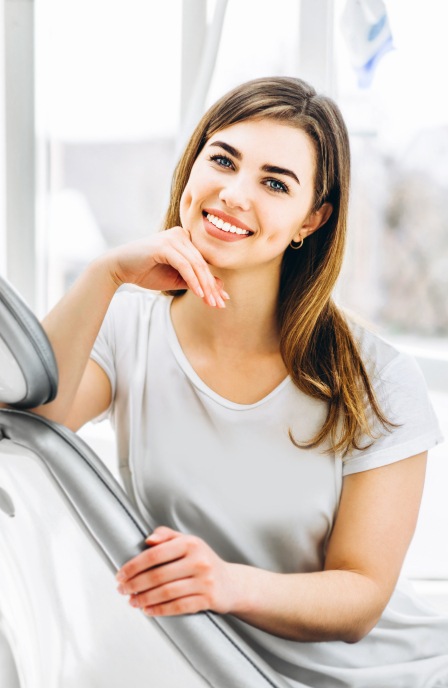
[197,286,205,298]
[217,296,226,308]
[222,291,230,300]
[117,584,125,594]
[116,571,126,582]
[209,295,216,307]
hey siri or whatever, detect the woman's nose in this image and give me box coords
[218,178,251,211]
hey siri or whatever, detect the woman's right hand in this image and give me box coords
[104,226,228,308]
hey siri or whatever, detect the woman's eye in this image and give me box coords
[209,154,234,169]
[265,178,289,194]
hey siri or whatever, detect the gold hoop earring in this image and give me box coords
[289,238,304,250]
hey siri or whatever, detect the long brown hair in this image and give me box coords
[163,76,392,456]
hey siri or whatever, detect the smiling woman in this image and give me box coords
[179,119,328,265]
[29,76,448,688]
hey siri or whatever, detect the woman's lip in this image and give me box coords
[203,208,253,234]
[202,214,252,242]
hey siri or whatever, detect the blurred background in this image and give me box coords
[0,0,447,601]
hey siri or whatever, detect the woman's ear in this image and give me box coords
[295,202,333,241]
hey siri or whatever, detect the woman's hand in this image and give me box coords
[116,526,239,617]
[104,227,228,308]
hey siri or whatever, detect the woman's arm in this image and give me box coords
[30,228,228,429]
[32,259,119,425]
[116,451,427,643]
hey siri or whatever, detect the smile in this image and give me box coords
[205,213,251,236]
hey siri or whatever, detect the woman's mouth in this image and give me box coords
[202,211,253,242]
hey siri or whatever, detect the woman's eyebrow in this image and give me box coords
[262,165,300,186]
[209,141,242,159]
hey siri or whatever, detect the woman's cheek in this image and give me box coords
[179,186,193,228]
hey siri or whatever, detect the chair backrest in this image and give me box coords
[0,275,57,408]
[0,274,290,688]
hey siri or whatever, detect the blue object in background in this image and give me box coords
[341,0,394,88]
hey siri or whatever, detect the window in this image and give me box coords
[335,0,448,345]
[36,0,182,307]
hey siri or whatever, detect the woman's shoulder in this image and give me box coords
[111,283,163,306]
[341,312,443,473]
[98,286,170,353]
[344,310,405,378]
[343,310,434,401]
[107,285,168,323]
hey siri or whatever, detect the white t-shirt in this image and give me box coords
[91,286,448,688]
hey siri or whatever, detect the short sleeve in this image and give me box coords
[89,285,159,425]
[342,351,444,476]
[89,296,118,422]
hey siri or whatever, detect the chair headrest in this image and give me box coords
[0,274,58,408]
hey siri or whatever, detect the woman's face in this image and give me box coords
[180,118,330,273]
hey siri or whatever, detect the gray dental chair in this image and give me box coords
[0,275,293,688]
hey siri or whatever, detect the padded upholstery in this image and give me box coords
[0,275,58,407]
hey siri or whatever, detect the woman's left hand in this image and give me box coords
[116,526,238,617]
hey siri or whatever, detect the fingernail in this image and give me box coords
[116,571,126,582]
[222,291,230,300]
[209,295,216,307]
[146,532,163,543]
[217,296,226,308]
[197,286,205,298]
[117,584,125,594]
[129,597,139,608]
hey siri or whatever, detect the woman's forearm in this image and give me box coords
[115,527,386,644]
[227,564,384,643]
[32,257,119,423]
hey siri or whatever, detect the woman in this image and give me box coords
[36,77,447,687]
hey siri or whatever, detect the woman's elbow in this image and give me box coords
[341,612,382,644]
[343,628,369,644]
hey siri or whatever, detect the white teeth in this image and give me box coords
[206,213,250,236]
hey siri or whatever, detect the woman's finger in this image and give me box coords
[172,252,225,308]
[192,260,226,308]
[119,557,192,596]
[155,227,228,307]
[175,230,228,306]
[145,525,181,543]
[116,536,185,584]
[143,594,208,617]
[213,275,230,301]
[130,574,201,610]
[157,235,210,300]
[162,249,208,301]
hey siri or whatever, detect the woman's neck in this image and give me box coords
[171,266,282,356]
